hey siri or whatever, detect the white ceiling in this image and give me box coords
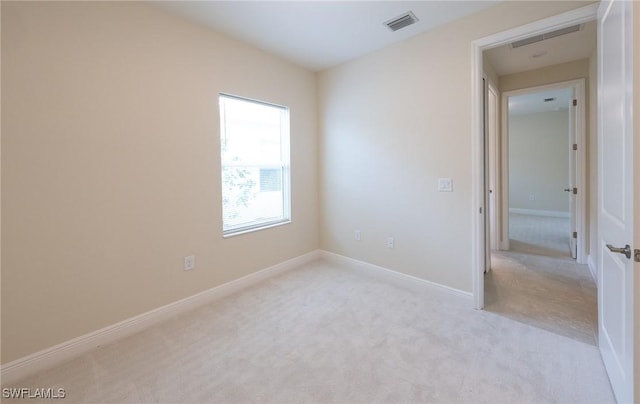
[484,20,597,76]
[154,1,500,72]
[508,87,574,116]
[154,1,596,116]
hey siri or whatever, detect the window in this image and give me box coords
[219,94,290,235]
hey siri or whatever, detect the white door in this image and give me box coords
[597,0,635,402]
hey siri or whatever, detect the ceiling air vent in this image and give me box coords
[384,11,419,32]
[511,24,582,48]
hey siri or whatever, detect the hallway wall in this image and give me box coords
[509,110,570,214]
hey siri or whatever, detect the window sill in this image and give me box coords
[223,219,291,238]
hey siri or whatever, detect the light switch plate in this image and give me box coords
[438,178,453,192]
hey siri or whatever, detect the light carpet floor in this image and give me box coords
[485,251,597,346]
[2,260,614,403]
[509,213,571,258]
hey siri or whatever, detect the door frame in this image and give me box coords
[470,3,598,309]
[500,79,587,264]
[487,81,500,253]
[483,75,500,274]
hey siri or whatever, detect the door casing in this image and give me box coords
[487,83,499,253]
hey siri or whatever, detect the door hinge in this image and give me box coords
[634,248,640,262]
[573,143,578,151]
[573,231,578,239]
[479,207,483,214]
[573,99,577,106]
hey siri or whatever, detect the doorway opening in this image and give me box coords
[501,80,586,262]
[487,79,595,346]
[470,3,598,310]
[472,3,598,348]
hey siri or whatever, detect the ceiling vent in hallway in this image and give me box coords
[384,11,419,32]
[510,24,583,48]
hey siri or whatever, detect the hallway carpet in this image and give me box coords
[2,260,613,403]
[509,213,571,258]
[485,250,597,346]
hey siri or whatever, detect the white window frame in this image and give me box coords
[219,93,291,236]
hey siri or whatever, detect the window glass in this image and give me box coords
[219,94,290,235]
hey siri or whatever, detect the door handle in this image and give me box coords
[606,244,631,259]
[564,188,572,192]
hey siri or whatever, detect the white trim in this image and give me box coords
[488,82,500,251]
[470,3,599,310]
[499,84,511,251]
[574,80,588,265]
[471,31,485,310]
[321,251,473,301]
[0,250,321,385]
[587,254,597,283]
[509,208,571,218]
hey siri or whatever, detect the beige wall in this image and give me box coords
[1,2,319,363]
[508,111,570,213]
[499,59,590,93]
[318,1,592,292]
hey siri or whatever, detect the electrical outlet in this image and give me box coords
[386,237,394,249]
[184,255,195,271]
[355,230,361,241]
[529,194,535,201]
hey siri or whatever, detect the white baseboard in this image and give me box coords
[587,254,597,283]
[509,208,571,218]
[320,250,473,302]
[1,250,321,385]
